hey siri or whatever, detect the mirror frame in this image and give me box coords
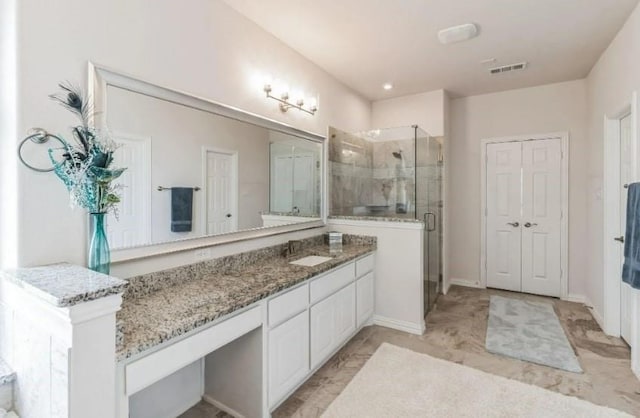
[88,62,326,263]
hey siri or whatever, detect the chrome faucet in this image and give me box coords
[282,240,302,257]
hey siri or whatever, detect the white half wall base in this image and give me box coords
[372,315,425,335]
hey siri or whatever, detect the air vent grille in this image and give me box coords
[489,62,528,75]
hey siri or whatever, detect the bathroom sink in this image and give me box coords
[289,255,333,267]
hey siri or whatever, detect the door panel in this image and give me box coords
[521,139,562,297]
[206,151,235,235]
[107,135,151,248]
[486,142,522,292]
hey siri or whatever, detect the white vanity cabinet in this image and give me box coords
[356,272,375,327]
[267,253,375,411]
[310,283,356,369]
[268,310,310,405]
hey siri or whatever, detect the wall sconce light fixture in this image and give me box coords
[263,83,318,115]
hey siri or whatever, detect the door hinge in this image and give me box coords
[485,207,488,216]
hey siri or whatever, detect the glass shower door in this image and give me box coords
[416,130,443,316]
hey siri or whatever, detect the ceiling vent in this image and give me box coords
[489,62,528,75]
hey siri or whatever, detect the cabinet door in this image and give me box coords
[310,294,336,370]
[335,283,356,343]
[356,272,375,327]
[268,310,309,407]
[310,284,356,370]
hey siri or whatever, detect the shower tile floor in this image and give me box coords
[180,285,640,417]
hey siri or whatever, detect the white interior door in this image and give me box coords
[521,139,563,297]
[292,154,315,214]
[620,113,634,344]
[107,134,151,248]
[486,142,523,292]
[272,156,294,213]
[205,150,236,235]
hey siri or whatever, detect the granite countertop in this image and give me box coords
[0,263,128,307]
[329,215,424,223]
[117,241,375,361]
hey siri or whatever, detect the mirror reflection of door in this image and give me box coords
[270,144,317,215]
[293,154,315,214]
[204,148,238,235]
[620,113,633,344]
[107,133,152,248]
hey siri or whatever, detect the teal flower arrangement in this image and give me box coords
[48,83,126,216]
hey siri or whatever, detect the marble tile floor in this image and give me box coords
[181,285,640,417]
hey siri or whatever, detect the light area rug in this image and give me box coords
[321,343,630,418]
[486,295,582,373]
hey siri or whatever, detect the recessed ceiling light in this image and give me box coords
[438,23,479,45]
[383,83,393,90]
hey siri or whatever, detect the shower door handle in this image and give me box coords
[424,212,436,231]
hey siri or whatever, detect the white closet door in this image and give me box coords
[486,142,523,292]
[521,139,562,297]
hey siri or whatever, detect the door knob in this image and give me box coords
[226,214,232,218]
[614,236,625,243]
[507,222,519,227]
[524,222,538,228]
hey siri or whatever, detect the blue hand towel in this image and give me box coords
[622,183,640,288]
[171,187,194,233]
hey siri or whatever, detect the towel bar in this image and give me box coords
[157,186,201,191]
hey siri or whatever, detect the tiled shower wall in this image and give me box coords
[328,128,374,216]
[329,127,443,219]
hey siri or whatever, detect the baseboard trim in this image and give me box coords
[202,394,246,418]
[372,315,425,335]
[563,294,587,304]
[588,305,606,332]
[449,278,484,289]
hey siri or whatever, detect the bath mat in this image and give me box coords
[321,343,628,417]
[485,295,582,373]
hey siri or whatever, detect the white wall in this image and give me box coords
[448,79,588,298]
[15,0,371,272]
[0,0,17,269]
[585,3,640,317]
[371,89,446,136]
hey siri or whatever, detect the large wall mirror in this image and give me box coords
[90,64,324,260]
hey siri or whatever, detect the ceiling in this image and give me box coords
[223,0,639,100]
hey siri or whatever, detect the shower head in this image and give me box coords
[392,151,403,159]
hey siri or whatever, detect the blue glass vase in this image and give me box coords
[89,213,111,275]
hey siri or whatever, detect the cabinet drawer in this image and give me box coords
[268,284,308,328]
[310,263,355,304]
[356,254,375,277]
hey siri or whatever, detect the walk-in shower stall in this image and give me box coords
[328,125,444,315]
